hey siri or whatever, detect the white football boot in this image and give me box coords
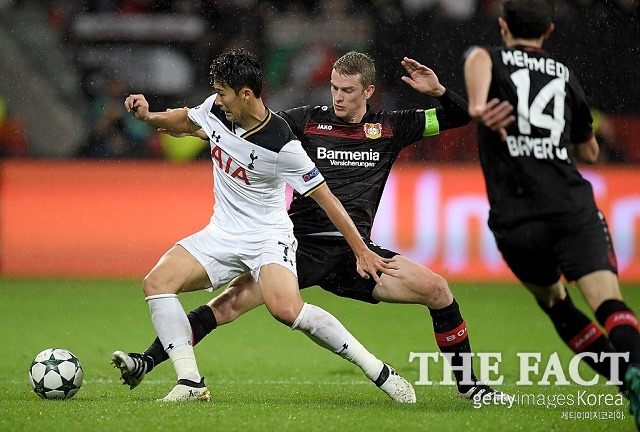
[160,378,211,402]
[375,363,417,403]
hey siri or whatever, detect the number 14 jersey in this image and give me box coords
[479,45,597,227]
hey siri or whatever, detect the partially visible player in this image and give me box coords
[463,0,640,428]
[113,51,513,403]
[114,48,416,403]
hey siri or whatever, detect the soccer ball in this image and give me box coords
[29,348,84,399]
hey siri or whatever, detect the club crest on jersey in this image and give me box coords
[211,145,250,185]
[302,167,320,182]
[364,123,382,139]
[248,150,258,170]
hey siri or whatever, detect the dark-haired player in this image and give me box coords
[114,51,513,402]
[116,48,416,403]
[464,0,640,428]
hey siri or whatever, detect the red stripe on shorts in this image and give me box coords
[435,321,468,347]
[567,322,603,352]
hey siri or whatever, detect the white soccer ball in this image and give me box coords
[29,348,84,399]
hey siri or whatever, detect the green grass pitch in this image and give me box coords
[0,279,637,431]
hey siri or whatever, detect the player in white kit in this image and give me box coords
[116,48,415,403]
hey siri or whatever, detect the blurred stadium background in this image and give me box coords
[1,3,639,430]
[1,0,639,282]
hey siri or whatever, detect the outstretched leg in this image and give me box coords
[577,270,640,368]
[259,263,415,403]
[526,279,624,388]
[577,270,640,429]
[116,245,213,401]
[112,273,263,389]
[373,255,510,401]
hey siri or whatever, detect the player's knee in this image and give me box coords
[528,282,565,310]
[399,260,452,308]
[266,303,299,326]
[391,256,453,307]
[419,272,453,308]
[210,295,241,325]
[270,309,297,326]
[142,272,175,297]
[537,295,558,310]
[142,273,161,297]
[536,292,563,310]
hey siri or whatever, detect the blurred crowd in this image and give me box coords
[1,0,638,161]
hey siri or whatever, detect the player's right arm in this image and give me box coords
[308,183,396,283]
[124,94,200,135]
[464,47,515,141]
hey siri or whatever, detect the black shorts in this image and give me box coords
[295,235,398,304]
[490,208,618,286]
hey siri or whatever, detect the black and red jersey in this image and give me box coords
[277,90,469,237]
[478,45,596,227]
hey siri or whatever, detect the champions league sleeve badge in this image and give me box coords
[302,167,320,182]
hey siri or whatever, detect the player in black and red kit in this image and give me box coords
[464,0,640,427]
[113,52,512,402]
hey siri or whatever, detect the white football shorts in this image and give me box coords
[176,223,298,290]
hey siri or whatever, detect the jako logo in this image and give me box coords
[317,124,332,130]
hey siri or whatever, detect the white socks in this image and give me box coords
[146,294,201,383]
[146,296,382,384]
[292,303,384,381]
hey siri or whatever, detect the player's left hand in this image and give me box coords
[400,57,446,97]
[355,250,398,284]
[476,98,515,141]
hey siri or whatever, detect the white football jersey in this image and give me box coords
[188,94,325,235]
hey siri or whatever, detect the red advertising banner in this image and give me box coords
[371,164,640,282]
[2,161,639,282]
[0,161,213,278]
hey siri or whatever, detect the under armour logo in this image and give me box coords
[248,150,258,170]
[166,343,175,351]
[278,241,289,263]
[212,131,221,143]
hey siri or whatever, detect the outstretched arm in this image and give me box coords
[464,47,515,141]
[308,183,396,283]
[401,57,446,97]
[401,57,469,130]
[124,95,200,135]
